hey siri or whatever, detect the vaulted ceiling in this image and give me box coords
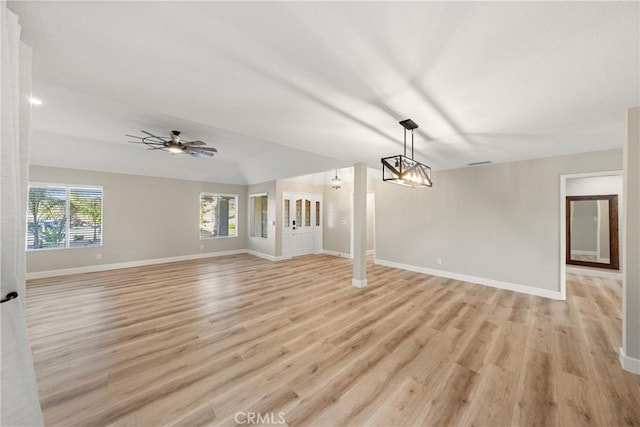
[9,1,639,184]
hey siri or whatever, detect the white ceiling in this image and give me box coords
[9,1,639,185]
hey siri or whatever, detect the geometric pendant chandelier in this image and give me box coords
[381,119,433,187]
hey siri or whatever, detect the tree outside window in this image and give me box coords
[27,185,103,250]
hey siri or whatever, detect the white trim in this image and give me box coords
[375,258,563,300]
[352,278,367,288]
[246,250,281,262]
[366,249,375,256]
[323,249,352,258]
[26,249,247,279]
[566,266,623,281]
[619,347,640,375]
[561,170,625,180]
[29,181,103,190]
[560,175,568,300]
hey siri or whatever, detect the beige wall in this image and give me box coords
[322,182,375,255]
[373,149,623,293]
[366,193,375,252]
[27,166,247,273]
[323,182,353,255]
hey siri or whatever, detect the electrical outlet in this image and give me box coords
[436,257,442,265]
[96,253,102,260]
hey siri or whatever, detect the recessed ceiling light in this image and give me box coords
[29,97,43,105]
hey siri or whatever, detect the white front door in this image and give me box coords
[292,194,314,257]
[282,192,322,259]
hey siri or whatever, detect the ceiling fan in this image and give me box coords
[126,130,218,157]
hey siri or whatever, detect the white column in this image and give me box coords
[352,163,367,288]
[621,106,640,374]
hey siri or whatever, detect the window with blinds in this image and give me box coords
[26,185,103,250]
[200,193,238,239]
[249,194,268,238]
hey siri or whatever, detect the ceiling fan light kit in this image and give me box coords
[381,119,432,188]
[126,130,217,158]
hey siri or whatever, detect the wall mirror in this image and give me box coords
[566,194,619,270]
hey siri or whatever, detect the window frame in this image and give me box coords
[249,192,269,240]
[26,182,104,251]
[199,192,239,240]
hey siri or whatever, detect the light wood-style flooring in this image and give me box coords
[26,254,640,426]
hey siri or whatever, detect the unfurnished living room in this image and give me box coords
[1,1,639,426]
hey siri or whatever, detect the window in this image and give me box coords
[284,199,290,228]
[26,184,103,250]
[295,199,302,226]
[200,193,237,239]
[249,194,268,238]
[315,201,321,227]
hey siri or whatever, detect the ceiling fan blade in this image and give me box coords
[192,147,217,152]
[194,150,215,157]
[126,134,143,139]
[141,130,162,138]
[148,138,169,144]
[183,140,206,146]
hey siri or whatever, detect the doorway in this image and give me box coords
[282,192,322,259]
[560,171,624,296]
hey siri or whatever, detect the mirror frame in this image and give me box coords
[566,194,619,270]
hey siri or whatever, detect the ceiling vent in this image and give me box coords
[467,161,492,166]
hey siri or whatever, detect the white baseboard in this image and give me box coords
[619,347,640,375]
[366,249,375,256]
[352,278,367,288]
[374,258,563,300]
[323,249,352,258]
[566,266,623,281]
[246,250,281,262]
[26,249,248,280]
